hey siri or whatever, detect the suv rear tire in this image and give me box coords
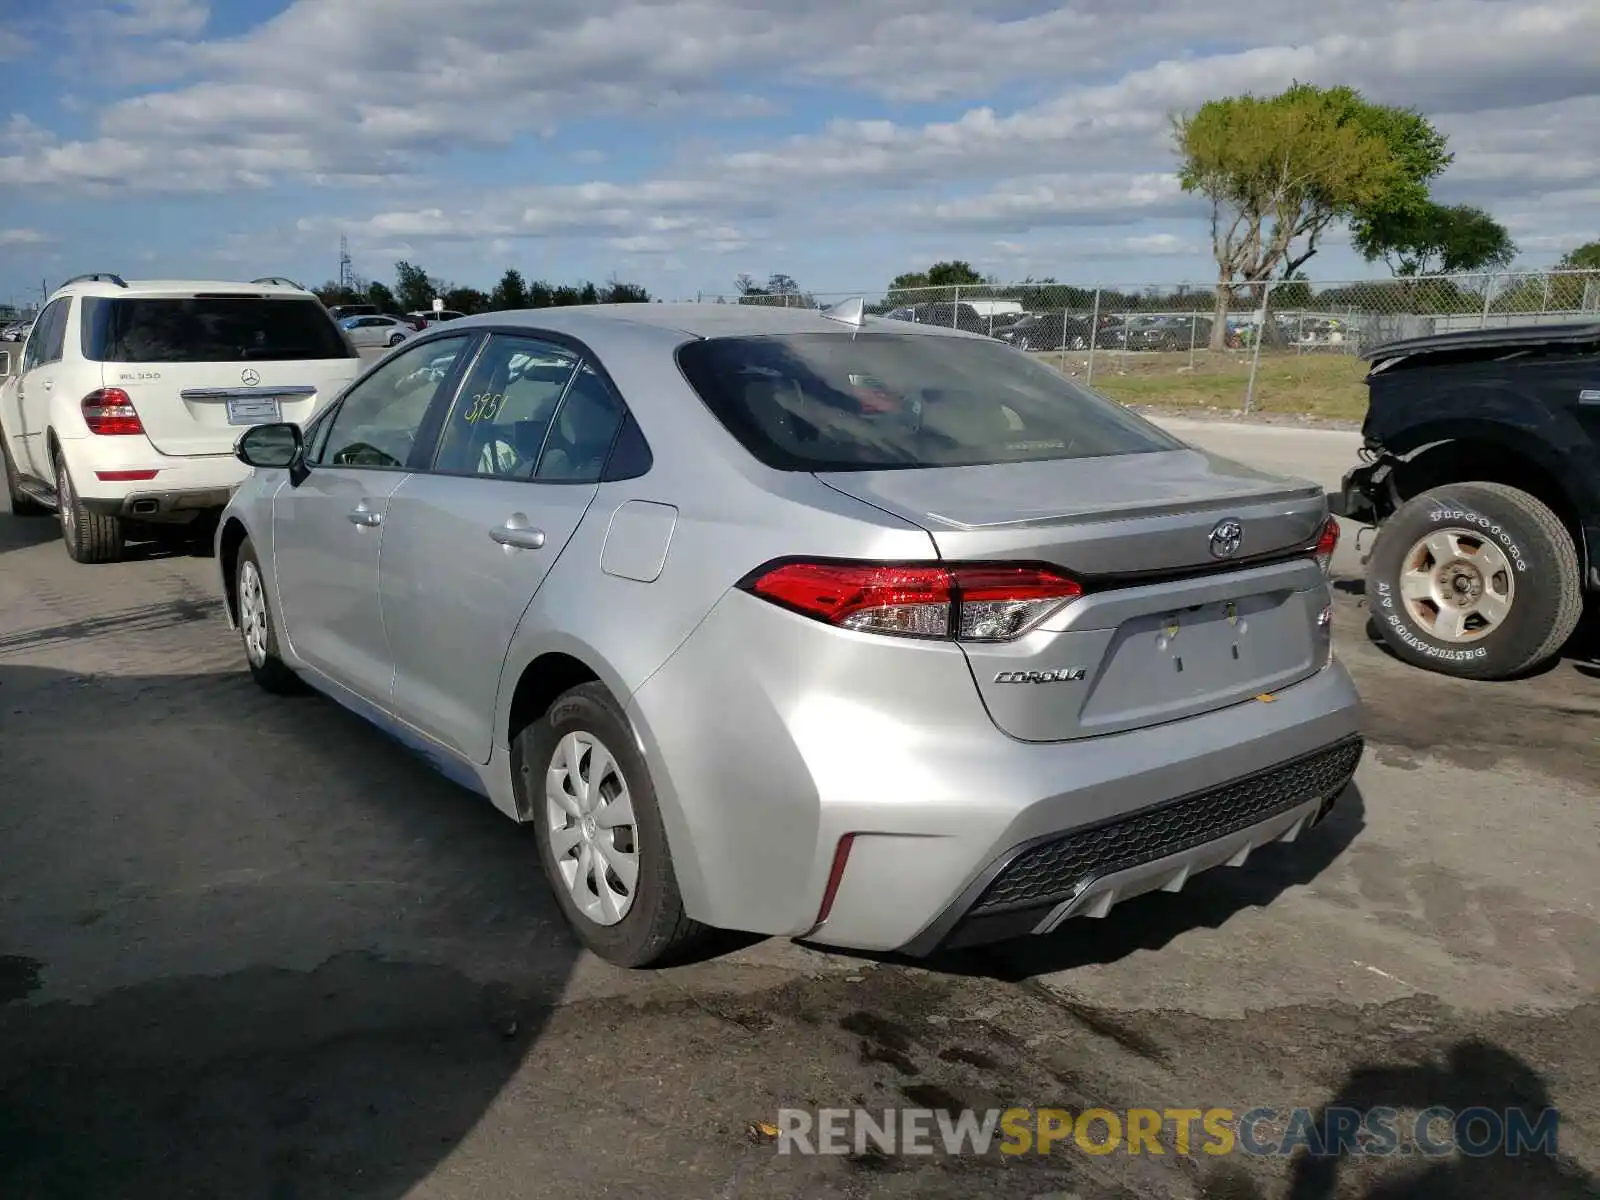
[54,449,125,563]
[1365,482,1582,680]
[518,682,712,968]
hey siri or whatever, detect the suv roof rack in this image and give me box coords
[59,273,128,289]
[250,276,305,289]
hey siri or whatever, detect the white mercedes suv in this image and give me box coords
[0,274,363,563]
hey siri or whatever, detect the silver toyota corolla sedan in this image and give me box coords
[216,301,1363,968]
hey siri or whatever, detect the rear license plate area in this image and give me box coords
[226,396,281,425]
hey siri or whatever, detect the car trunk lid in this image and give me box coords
[815,448,1334,741]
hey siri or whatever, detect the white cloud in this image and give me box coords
[0,28,36,61]
[3,0,1598,281]
[0,229,52,246]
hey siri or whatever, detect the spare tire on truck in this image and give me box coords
[1364,481,1583,680]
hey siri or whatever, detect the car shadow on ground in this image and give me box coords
[0,510,213,562]
[0,660,583,1200]
[1199,1039,1598,1199]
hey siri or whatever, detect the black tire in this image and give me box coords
[54,449,124,563]
[2,431,47,515]
[1365,482,1582,680]
[387,333,405,347]
[235,536,304,694]
[518,682,710,967]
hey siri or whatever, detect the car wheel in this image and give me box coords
[2,432,47,515]
[519,681,710,967]
[387,332,405,346]
[1069,335,1088,351]
[54,449,124,563]
[1365,482,1583,680]
[235,536,304,693]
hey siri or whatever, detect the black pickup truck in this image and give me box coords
[1333,321,1600,680]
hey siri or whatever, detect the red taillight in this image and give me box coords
[94,469,159,481]
[740,560,1083,642]
[1313,516,1340,577]
[82,388,144,436]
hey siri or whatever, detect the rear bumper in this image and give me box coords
[63,440,249,519]
[627,591,1364,954]
[896,734,1361,955]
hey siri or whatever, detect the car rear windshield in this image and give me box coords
[675,332,1182,471]
[80,296,357,363]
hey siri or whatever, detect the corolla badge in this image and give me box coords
[994,667,1087,684]
[240,368,260,386]
[1208,518,1243,559]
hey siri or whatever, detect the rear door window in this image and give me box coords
[80,296,357,363]
[675,331,1182,471]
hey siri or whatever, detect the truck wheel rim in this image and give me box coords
[1400,528,1515,642]
[546,731,639,926]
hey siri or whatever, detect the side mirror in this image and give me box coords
[236,422,303,470]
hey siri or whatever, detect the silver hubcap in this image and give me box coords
[238,559,270,667]
[1400,528,1515,642]
[545,731,639,926]
[56,462,76,551]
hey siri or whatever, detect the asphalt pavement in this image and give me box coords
[0,418,1596,1199]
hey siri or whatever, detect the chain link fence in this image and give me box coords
[706,270,1600,421]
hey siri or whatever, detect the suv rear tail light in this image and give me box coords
[1312,516,1340,576]
[82,388,144,436]
[739,560,1083,642]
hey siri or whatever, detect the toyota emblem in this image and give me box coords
[240,368,260,386]
[1209,518,1243,559]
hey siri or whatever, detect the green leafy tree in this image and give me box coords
[598,277,651,303]
[1355,202,1517,277]
[1174,82,1451,348]
[490,268,530,310]
[393,261,436,313]
[1556,241,1600,271]
[364,281,396,312]
[441,287,490,315]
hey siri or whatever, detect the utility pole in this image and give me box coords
[338,236,354,293]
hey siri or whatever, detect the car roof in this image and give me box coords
[448,301,991,343]
[51,278,314,300]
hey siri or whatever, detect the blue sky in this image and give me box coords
[2,0,1597,310]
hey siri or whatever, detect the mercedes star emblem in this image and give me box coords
[240,368,260,386]
[1209,518,1243,559]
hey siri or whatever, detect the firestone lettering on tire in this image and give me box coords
[1427,508,1528,572]
[1372,581,1488,661]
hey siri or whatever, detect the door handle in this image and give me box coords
[348,505,382,527]
[490,524,545,550]
[41,379,52,391]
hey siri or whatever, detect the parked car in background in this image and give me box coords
[1333,321,1600,681]
[1098,315,1213,352]
[327,303,381,322]
[996,311,1096,352]
[340,313,416,350]
[216,300,1361,969]
[1,321,32,342]
[0,273,362,563]
[408,309,467,327]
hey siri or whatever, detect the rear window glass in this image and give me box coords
[675,332,1182,471]
[80,296,357,363]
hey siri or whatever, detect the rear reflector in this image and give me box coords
[82,388,144,436]
[1313,516,1340,576]
[814,833,857,926]
[740,560,1083,642]
[94,469,159,481]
